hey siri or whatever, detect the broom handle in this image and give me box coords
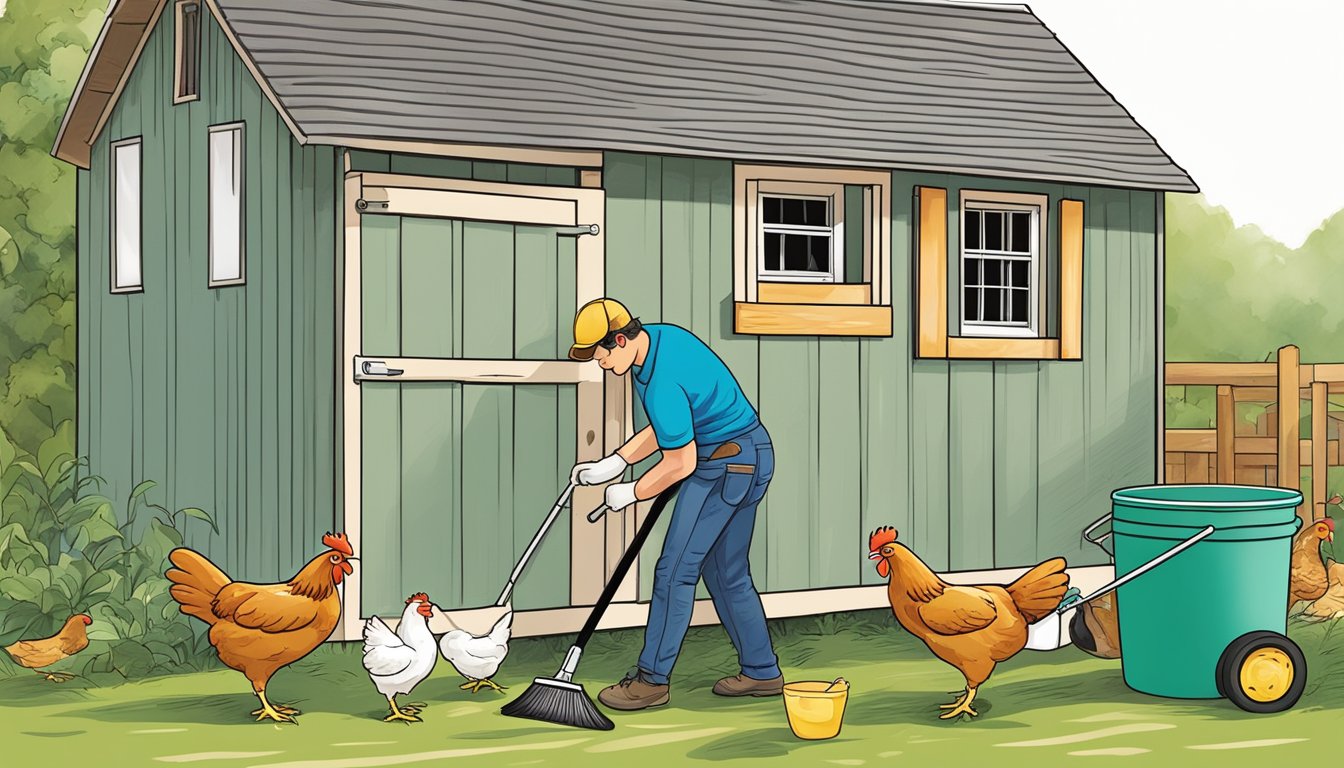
[575,481,683,650]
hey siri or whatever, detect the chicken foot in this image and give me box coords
[37,670,76,683]
[937,686,979,720]
[383,696,422,724]
[252,690,299,723]
[459,677,507,694]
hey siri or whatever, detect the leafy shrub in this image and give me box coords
[0,425,219,679]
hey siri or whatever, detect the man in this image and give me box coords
[568,298,782,711]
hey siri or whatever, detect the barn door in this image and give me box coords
[339,174,612,635]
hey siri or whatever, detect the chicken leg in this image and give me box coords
[251,689,299,723]
[938,686,980,720]
[383,695,422,724]
[459,677,507,694]
[36,670,76,683]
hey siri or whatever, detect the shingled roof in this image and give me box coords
[57,0,1196,191]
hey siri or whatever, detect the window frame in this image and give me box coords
[109,137,144,294]
[207,122,246,288]
[733,164,892,337]
[174,0,202,105]
[958,191,1047,339]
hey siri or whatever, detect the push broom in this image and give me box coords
[501,481,683,731]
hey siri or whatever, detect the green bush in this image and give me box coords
[0,424,219,679]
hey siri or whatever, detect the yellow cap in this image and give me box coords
[569,298,633,361]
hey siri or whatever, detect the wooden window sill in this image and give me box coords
[945,337,1065,360]
[757,282,872,305]
[734,301,892,337]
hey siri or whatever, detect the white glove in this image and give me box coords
[571,453,628,486]
[604,481,639,512]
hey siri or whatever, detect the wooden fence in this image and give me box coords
[1165,345,1342,523]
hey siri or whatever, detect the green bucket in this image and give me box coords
[1110,484,1302,699]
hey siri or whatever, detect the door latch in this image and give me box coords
[555,224,600,237]
[360,360,404,378]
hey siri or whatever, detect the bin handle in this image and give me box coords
[1056,524,1216,614]
[1082,512,1115,557]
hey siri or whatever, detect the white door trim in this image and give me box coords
[336,172,609,641]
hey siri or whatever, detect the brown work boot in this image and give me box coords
[713,673,784,697]
[597,672,670,711]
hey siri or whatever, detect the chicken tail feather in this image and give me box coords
[166,547,231,626]
[1006,557,1070,623]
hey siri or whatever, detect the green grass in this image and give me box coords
[3,611,1343,767]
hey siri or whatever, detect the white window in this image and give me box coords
[110,138,142,293]
[209,123,244,286]
[757,185,843,283]
[959,191,1047,338]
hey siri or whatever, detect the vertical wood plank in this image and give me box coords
[1313,381,1327,520]
[460,384,515,606]
[949,362,994,570]
[1059,199,1084,359]
[1217,385,1235,483]
[994,362,1040,567]
[910,361,950,570]
[816,339,861,587]
[461,222,515,357]
[512,385,568,609]
[399,382,462,607]
[361,382,402,615]
[760,337,819,590]
[400,217,456,358]
[916,187,948,358]
[1278,345,1304,520]
[361,216,401,354]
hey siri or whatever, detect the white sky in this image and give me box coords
[1021,0,1344,247]
[5,0,1337,246]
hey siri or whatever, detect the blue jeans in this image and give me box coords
[637,422,781,685]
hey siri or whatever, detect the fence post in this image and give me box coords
[1313,381,1327,521]
[1277,345,1304,522]
[1216,385,1235,483]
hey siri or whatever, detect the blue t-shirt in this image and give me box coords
[631,324,758,449]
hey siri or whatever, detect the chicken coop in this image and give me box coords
[54,0,1194,640]
[1164,344,1342,525]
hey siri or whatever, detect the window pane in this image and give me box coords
[964,288,980,323]
[1010,288,1029,323]
[964,210,981,250]
[808,235,830,273]
[964,257,981,287]
[783,198,806,225]
[805,199,828,226]
[1010,259,1029,288]
[181,4,200,98]
[983,258,1002,287]
[783,233,809,271]
[113,142,142,289]
[1010,211,1030,253]
[983,287,1002,322]
[210,127,243,283]
[763,196,782,224]
[983,211,1003,251]
[764,232,782,271]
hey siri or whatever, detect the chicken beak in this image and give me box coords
[867,552,882,561]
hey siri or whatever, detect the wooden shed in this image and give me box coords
[54,0,1195,639]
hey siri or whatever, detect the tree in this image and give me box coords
[0,0,107,456]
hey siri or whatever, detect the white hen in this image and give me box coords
[362,593,438,723]
[438,609,512,693]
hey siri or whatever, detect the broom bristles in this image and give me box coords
[501,676,614,731]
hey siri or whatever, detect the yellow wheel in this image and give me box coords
[1238,648,1294,703]
[1217,631,1307,713]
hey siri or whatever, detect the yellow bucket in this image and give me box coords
[782,678,850,740]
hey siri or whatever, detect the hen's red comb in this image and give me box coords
[1325,517,1336,532]
[406,592,430,604]
[322,531,354,557]
[869,526,898,552]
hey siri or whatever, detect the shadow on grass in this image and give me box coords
[687,727,860,761]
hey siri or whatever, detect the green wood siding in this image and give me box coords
[346,150,578,187]
[76,5,340,581]
[604,154,1158,593]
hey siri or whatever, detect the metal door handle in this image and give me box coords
[361,360,403,377]
[555,224,600,237]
